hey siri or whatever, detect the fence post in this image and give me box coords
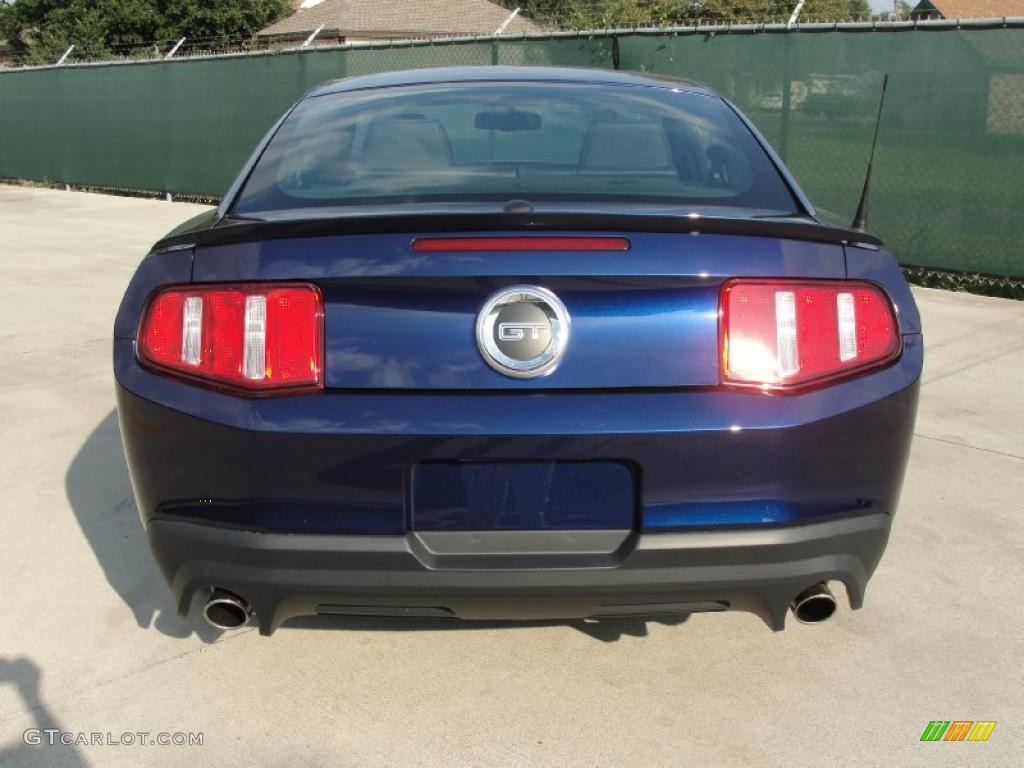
[494,8,520,37]
[492,7,519,65]
[301,25,325,49]
[55,45,75,66]
[165,38,186,60]
[779,35,792,162]
[787,0,806,29]
[612,35,620,70]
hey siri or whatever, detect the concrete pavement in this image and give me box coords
[0,185,1021,767]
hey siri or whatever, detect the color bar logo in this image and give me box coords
[920,721,997,742]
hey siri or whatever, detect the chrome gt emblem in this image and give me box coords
[476,285,570,379]
[498,322,546,342]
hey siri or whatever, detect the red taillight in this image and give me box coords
[138,283,323,393]
[721,280,899,390]
[412,237,631,252]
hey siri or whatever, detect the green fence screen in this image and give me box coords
[1,27,1022,277]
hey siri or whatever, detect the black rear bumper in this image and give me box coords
[149,512,892,635]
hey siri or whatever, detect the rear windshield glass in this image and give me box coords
[233,82,797,215]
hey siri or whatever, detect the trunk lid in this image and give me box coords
[192,229,846,390]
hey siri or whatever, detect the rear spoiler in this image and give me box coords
[153,211,883,253]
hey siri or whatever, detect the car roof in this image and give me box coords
[309,66,716,98]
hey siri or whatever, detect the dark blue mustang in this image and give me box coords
[114,67,921,634]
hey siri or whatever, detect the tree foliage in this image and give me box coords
[517,0,873,27]
[2,0,291,64]
[159,0,294,42]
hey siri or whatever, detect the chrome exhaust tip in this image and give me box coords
[203,589,251,630]
[790,582,837,625]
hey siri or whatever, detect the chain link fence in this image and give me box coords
[0,5,896,68]
[1,21,1022,278]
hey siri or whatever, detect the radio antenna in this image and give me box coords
[852,73,889,232]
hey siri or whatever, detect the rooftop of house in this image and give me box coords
[910,0,1024,18]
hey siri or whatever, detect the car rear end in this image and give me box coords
[114,68,922,634]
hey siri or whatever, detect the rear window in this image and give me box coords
[233,82,797,215]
